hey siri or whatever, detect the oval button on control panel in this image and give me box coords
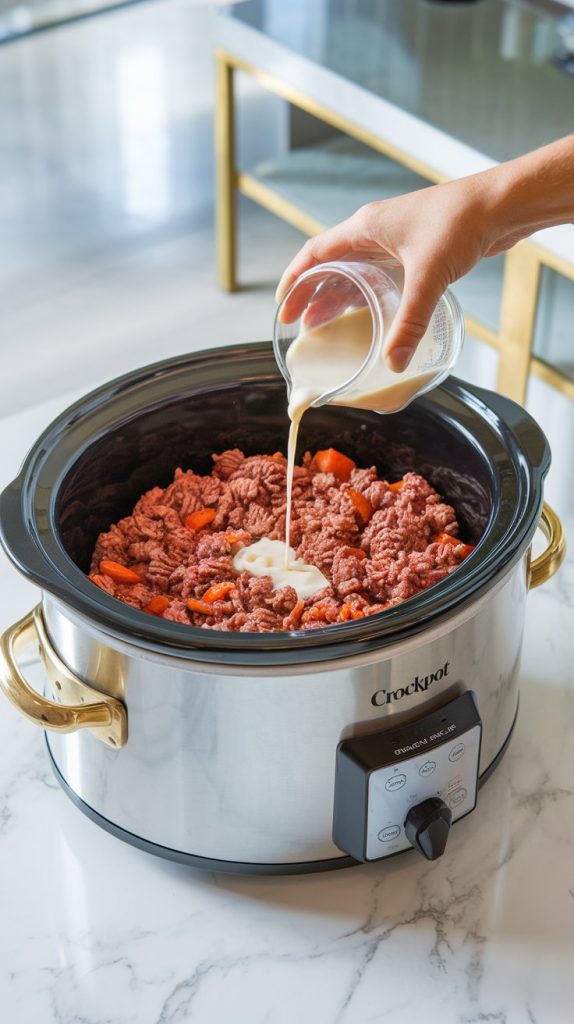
[419,760,436,778]
[385,774,407,792]
[448,742,465,762]
[378,825,401,843]
[447,787,468,809]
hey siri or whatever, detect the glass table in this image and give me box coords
[215,0,574,402]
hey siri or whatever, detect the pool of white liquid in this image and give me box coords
[232,538,328,600]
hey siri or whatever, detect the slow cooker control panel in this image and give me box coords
[333,692,482,862]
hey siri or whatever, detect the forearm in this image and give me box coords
[276,134,574,370]
[480,134,574,252]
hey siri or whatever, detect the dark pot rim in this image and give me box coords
[0,343,550,667]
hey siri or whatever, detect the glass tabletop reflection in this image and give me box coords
[229,0,574,163]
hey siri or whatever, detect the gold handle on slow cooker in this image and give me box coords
[0,606,127,748]
[528,502,566,590]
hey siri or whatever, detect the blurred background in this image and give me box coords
[1,0,574,510]
[0,0,301,413]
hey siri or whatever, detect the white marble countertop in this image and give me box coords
[1,391,573,1024]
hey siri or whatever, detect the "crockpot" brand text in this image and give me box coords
[371,661,450,707]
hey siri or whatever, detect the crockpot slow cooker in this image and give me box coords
[0,344,566,873]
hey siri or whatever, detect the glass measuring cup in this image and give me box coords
[273,259,464,416]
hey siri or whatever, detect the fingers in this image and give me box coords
[275,213,370,308]
[382,263,445,373]
[280,276,358,328]
[301,279,366,331]
[278,277,319,324]
[279,269,367,328]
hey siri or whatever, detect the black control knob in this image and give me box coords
[404,798,452,861]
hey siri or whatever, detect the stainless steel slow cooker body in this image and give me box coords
[0,345,565,873]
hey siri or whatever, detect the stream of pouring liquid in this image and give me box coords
[283,307,437,569]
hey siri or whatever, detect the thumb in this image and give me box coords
[383,265,445,373]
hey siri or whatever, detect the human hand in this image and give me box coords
[278,161,540,374]
[276,174,508,372]
[277,135,574,371]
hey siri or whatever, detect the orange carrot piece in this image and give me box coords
[434,532,459,546]
[310,448,356,481]
[186,598,213,615]
[346,547,368,560]
[302,601,333,624]
[144,595,170,616]
[348,488,374,525]
[185,508,217,531]
[283,599,305,629]
[225,532,247,545]
[99,560,142,584]
[434,533,475,558]
[202,581,236,604]
[225,532,248,554]
[459,544,475,558]
[339,604,366,621]
[388,479,405,492]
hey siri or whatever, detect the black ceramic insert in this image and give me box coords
[0,343,550,666]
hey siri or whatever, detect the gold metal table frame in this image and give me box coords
[215,48,574,406]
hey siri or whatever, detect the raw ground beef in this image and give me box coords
[88,449,474,632]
